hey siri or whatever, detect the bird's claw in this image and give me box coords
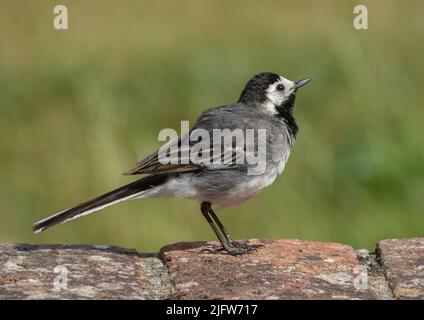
[200,240,262,256]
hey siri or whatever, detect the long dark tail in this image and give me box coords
[33,174,168,234]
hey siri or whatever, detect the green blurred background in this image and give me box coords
[0,0,423,252]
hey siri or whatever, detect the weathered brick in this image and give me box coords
[378,238,424,299]
[160,239,376,299]
[0,243,172,299]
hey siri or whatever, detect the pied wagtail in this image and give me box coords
[33,72,311,255]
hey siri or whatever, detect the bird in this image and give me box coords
[33,72,311,255]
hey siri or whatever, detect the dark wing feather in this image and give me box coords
[123,134,201,175]
[124,104,258,176]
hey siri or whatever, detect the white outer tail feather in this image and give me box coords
[33,192,145,234]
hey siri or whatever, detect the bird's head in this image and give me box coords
[238,72,311,115]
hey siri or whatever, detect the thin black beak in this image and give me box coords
[294,78,312,90]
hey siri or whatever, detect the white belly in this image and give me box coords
[210,165,285,208]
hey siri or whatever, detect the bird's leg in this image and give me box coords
[200,202,259,255]
[200,201,230,252]
[207,205,235,243]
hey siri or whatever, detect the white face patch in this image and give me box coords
[262,76,295,114]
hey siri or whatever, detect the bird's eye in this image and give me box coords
[277,84,285,91]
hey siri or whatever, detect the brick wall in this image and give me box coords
[1,238,423,299]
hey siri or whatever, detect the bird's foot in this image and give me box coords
[228,240,263,254]
[200,240,262,256]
